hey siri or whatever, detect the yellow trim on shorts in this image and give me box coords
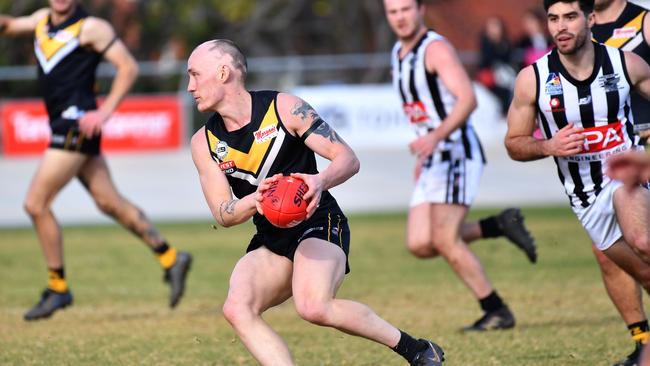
[75,133,85,152]
[327,212,331,242]
[337,214,342,248]
[63,129,74,150]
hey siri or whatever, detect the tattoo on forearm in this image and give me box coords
[313,120,347,145]
[219,199,237,223]
[291,100,319,123]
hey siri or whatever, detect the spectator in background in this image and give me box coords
[476,16,516,116]
[514,9,552,68]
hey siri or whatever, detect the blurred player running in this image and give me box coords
[384,0,537,331]
[0,0,192,320]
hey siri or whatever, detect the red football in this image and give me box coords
[260,176,310,228]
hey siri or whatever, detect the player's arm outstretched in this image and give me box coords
[77,17,138,137]
[505,66,585,161]
[191,128,258,227]
[275,93,360,217]
[0,8,48,36]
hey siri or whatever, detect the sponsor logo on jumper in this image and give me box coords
[582,122,624,152]
[254,125,278,144]
[613,27,637,39]
[598,73,622,92]
[545,97,565,112]
[578,95,592,105]
[566,121,627,162]
[48,29,75,43]
[402,101,429,124]
[545,73,563,95]
[218,160,236,174]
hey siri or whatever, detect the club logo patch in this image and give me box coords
[215,140,229,161]
[545,73,563,95]
[254,125,278,144]
[598,73,622,93]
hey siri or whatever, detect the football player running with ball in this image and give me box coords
[188,39,444,366]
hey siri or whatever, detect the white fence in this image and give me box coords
[0,83,566,227]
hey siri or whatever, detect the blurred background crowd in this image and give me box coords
[4,0,647,226]
[0,0,558,122]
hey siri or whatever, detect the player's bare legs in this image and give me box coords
[614,185,650,264]
[408,203,514,331]
[461,222,483,243]
[23,149,88,269]
[222,247,295,366]
[604,240,650,294]
[412,209,537,263]
[77,156,165,248]
[593,246,645,324]
[594,244,648,366]
[22,149,87,320]
[77,155,192,308]
[408,203,493,297]
[292,238,401,346]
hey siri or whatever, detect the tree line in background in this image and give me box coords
[0,0,396,95]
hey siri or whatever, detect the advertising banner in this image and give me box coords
[1,95,183,156]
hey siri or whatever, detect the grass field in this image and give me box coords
[0,207,639,365]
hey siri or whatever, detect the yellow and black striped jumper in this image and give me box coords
[593,1,650,140]
[204,90,351,272]
[34,6,113,154]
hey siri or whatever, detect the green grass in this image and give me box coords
[0,207,637,365]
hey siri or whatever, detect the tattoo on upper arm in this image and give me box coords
[313,120,347,145]
[219,199,237,223]
[291,100,319,123]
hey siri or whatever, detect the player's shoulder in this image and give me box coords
[190,126,208,156]
[31,8,50,22]
[514,65,537,99]
[424,33,458,61]
[276,92,307,119]
[82,16,114,34]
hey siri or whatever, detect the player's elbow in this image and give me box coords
[504,138,522,161]
[351,155,360,175]
[210,209,233,228]
[127,58,139,80]
[466,92,477,111]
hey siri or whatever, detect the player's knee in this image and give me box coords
[430,233,456,254]
[294,298,331,326]
[407,238,435,258]
[408,244,436,258]
[222,297,254,327]
[23,197,47,218]
[630,236,650,258]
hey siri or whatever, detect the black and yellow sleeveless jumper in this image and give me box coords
[204,90,350,266]
[593,2,650,129]
[34,6,104,154]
